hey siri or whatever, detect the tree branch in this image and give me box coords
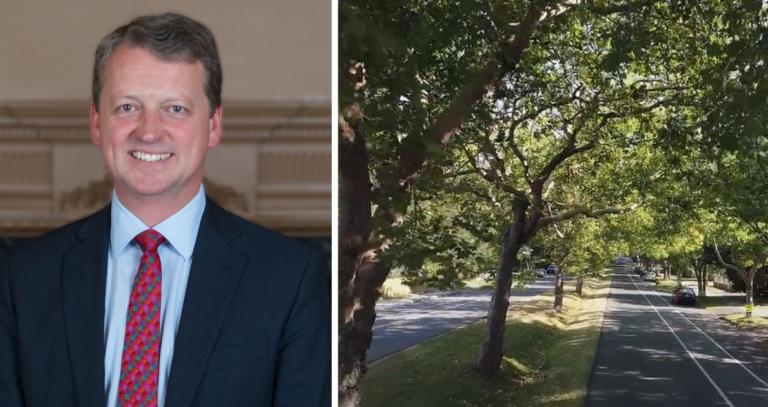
[711,238,746,276]
[463,144,529,202]
[444,169,479,179]
[575,0,658,16]
[744,219,768,245]
[390,1,547,187]
[533,141,597,189]
[537,201,641,229]
[508,129,532,185]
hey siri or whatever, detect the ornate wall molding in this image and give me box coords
[202,177,249,213]
[0,99,331,141]
[58,173,112,212]
[0,99,331,236]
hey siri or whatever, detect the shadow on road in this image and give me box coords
[587,267,768,407]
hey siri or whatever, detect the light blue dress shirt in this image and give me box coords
[104,185,206,407]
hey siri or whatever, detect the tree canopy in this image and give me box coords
[339,1,768,405]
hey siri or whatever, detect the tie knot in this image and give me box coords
[134,229,167,252]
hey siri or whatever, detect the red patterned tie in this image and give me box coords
[117,229,166,407]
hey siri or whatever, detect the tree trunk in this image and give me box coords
[745,277,754,319]
[554,267,565,312]
[695,263,708,297]
[476,200,532,376]
[339,105,381,407]
[338,256,389,407]
[575,276,584,297]
[695,269,703,293]
[475,233,523,375]
[677,266,682,286]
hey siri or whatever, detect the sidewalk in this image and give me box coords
[665,279,768,318]
[668,279,768,341]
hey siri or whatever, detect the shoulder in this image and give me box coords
[210,206,328,298]
[1,205,107,284]
[201,198,326,289]
[225,210,317,262]
[4,211,98,266]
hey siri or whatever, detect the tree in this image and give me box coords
[712,230,765,318]
[339,0,768,402]
[338,0,670,401]
[453,31,673,373]
[338,1,557,403]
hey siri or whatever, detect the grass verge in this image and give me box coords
[381,276,494,299]
[380,278,414,299]
[654,279,680,293]
[721,314,768,330]
[360,278,610,407]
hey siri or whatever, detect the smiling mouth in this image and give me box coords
[131,151,173,162]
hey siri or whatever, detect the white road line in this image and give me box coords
[625,271,735,407]
[637,275,768,391]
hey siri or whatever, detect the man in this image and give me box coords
[0,13,330,407]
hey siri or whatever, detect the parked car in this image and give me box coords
[672,287,697,306]
[547,264,558,274]
[534,268,547,279]
[643,272,657,282]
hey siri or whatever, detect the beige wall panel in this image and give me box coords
[0,197,52,215]
[202,143,258,217]
[258,197,330,221]
[0,143,53,185]
[257,143,332,185]
[259,199,331,212]
[0,0,330,101]
[52,144,112,217]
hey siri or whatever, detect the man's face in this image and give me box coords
[90,45,221,201]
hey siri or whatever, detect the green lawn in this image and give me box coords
[360,279,609,407]
[722,314,768,329]
[696,295,722,308]
[654,279,680,293]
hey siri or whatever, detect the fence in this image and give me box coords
[712,273,733,292]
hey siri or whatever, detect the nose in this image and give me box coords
[136,109,163,142]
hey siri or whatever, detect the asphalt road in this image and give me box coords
[368,275,555,361]
[586,263,768,406]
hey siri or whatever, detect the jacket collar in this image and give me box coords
[62,196,247,407]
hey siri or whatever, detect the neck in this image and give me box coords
[114,182,201,228]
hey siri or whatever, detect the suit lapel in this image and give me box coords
[165,197,248,407]
[61,204,111,407]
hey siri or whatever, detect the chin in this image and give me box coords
[121,177,177,197]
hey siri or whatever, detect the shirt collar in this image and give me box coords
[110,184,206,261]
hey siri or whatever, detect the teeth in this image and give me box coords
[132,152,171,162]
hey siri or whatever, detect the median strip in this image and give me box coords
[361,278,609,407]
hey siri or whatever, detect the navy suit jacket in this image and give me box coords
[0,196,331,406]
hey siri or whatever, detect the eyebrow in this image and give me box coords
[111,94,196,107]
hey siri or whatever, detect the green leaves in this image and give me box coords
[341,0,768,293]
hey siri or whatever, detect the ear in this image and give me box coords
[208,105,222,148]
[90,101,101,147]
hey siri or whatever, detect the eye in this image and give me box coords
[171,106,185,113]
[119,105,133,112]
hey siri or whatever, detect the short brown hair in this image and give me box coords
[92,13,222,117]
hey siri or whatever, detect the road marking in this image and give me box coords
[625,270,735,407]
[635,275,768,391]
